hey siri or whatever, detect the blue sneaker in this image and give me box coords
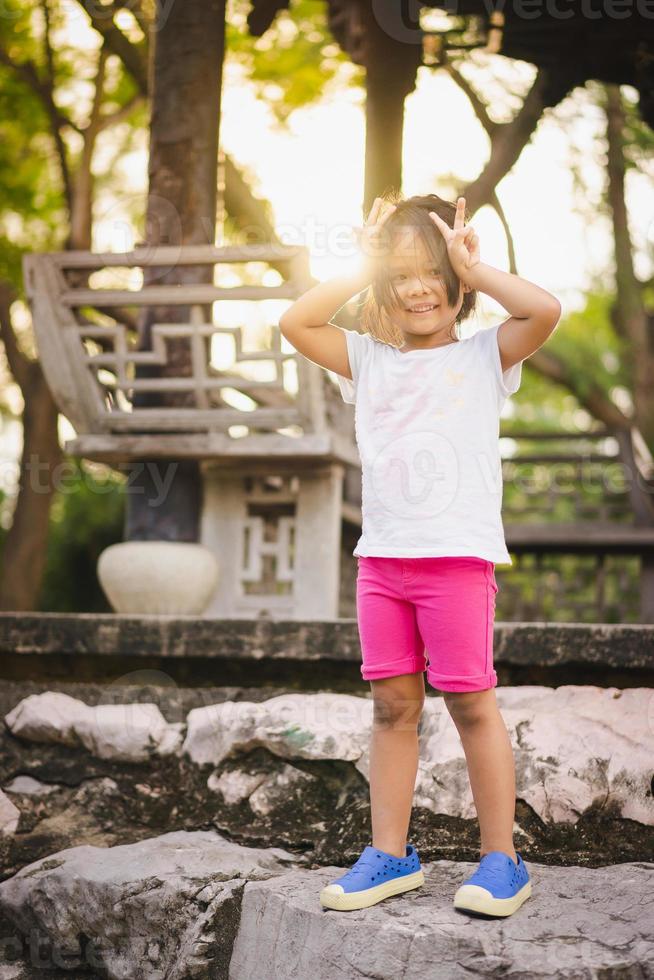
[453,850,531,917]
[320,844,424,911]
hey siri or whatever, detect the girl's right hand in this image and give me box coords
[353,197,397,283]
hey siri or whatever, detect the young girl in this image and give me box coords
[279,192,561,918]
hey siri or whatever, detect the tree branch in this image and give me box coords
[0,281,31,392]
[40,0,74,212]
[490,190,518,275]
[444,60,498,137]
[528,346,634,432]
[97,91,144,131]
[0,45,81,134]
[105,0,150,37]
[75,0,148,95]
[463,68,575,216]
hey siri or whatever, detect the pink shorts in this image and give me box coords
[356,556,499,692]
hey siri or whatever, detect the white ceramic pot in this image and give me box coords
[97,541,220,615]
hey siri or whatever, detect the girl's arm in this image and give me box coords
[464,262,562,373]
[278,275,369,380]
[430,198,561,372]
[279,273,369,332]
[279,197,396,378]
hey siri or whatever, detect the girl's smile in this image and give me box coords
[406,303,440,314]
[386,233,464,346]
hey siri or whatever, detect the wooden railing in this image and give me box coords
[23,245,362,465]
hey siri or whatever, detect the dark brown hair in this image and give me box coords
[360,191,478,345]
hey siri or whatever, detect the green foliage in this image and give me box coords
[38,459,124,611]
[226,0,358,124]
[497,290,630,442]
[498,554,641,623]
[0,7,67,267]
[0,0,144,288]
[501,293,629,523]
[541,291,631,398]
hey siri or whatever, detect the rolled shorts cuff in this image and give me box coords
[361,653,428,681]
[427,669,498,693]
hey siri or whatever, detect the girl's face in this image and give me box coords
[384,232,466,341]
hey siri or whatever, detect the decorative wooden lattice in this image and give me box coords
[22,244,357,467]
[23,243,360,620]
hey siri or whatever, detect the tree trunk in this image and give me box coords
[125,0,226,542]
[364,67,407,211]
[327,1,422,213]
[604,84,654,456]
[0,286,62,610]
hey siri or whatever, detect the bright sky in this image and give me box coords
[1,3,653,507]
[217,60,652,314]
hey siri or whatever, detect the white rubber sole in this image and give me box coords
[453,880,532,917]
[320,869,425,911]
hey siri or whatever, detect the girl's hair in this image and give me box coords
[360,191,478,346]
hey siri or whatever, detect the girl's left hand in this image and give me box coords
[429,197,480,283]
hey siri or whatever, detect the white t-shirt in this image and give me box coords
[335,323,524,565]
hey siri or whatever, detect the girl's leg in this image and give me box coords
[442,687,517,863]
[368,672,425,858]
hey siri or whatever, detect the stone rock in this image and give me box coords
[3,775,61,796]
[248,764,320,817]
[0,830,300,979]
[207,769,269,804]
[356,686,654,826]
[4,692,91,747]
[182,692,372,768]
[1,830,652,979]
[0,789,20,836]
[230,859,654,980]
[75,703,184,761]
[4,692,184,762]
[5,686,653,836]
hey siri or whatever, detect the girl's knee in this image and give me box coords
[442,688,495,725]
[370,675,425,729]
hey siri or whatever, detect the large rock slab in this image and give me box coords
[2,613,652,673]
[231,859,654,980]
[1,830,652,980]
[0,830,300,979]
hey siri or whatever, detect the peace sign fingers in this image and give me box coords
[429,197,479,280]
[364,196,396,229]
[355,197,397,281]
[365,197,383,227]
[428,210,452,242]
[453,196,467,233]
